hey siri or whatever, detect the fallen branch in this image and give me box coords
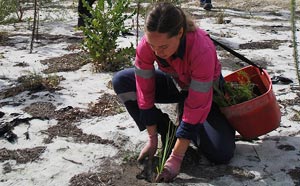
[62,157,83,165]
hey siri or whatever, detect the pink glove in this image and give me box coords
[137,133,158,162]
[155,151,184,182]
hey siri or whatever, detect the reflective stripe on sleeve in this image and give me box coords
[189,79,213,93]
[117,91,137,103]
[134,66,155,79]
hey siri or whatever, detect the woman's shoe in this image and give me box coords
[203,3,213,11]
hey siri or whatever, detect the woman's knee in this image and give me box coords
[204,144,235,164]
[112,70,123,91]
[112,68,135,93]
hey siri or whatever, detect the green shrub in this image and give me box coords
[79,0,135,72]
[0,0,64,24]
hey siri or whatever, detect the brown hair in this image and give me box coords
[145,2,196,38]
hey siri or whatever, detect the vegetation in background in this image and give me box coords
[213,71,259,107]
[79,0,135,72]
[1,0,38,23]
[17,73,62,91]
[0,0,71,52]
[0,0,28,23]
[0,0,16,23]
[0,73,63,99]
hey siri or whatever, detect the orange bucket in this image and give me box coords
[220,66,281,139]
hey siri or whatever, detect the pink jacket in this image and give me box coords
[135,28,221,125]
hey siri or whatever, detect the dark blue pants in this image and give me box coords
[78,0,96,27]
[112,68,235,164]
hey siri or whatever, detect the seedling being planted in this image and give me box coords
[156,121,177,175]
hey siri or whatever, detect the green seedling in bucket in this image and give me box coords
[214,71,259,107]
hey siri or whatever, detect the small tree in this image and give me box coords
[290,0,299,85]
[79,0,135,72]
[0,0,17,23]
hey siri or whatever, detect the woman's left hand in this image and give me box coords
[156,167,177,183]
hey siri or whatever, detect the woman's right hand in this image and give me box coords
[155,150,184,182]
[137,133,158,162]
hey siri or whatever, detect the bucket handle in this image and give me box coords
[210,37,264,73]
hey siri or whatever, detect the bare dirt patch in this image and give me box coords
[36,33,83,45]
[41,52,92,74]
[254,25,292,32]
[278,95,300,107]
[0,146,46,164]
[69,155,154,186]
[217,50,269,71]
[22,94,123,146]
[239,40,288,50]
[39,105,115,145]
[1,92,123,146]
[69,172,116,186]
[23,102,57,119]
[0,32,83,48]
[87,93,125,117]
[42,119,116,146]
[288,167,300,186]
[71,146,256,185]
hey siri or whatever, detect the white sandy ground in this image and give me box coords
[0,0,300,185]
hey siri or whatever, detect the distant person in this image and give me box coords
[77,0,96,27]
[200,0,213,11]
